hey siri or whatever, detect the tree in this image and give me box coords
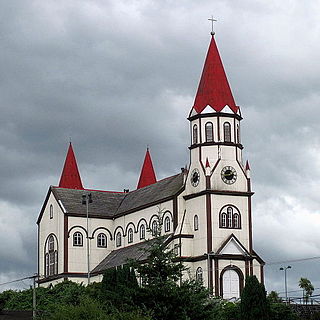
[299,277,314,304]
[267,291,282,303]
[240,275,270,320]
[130,209,215,320]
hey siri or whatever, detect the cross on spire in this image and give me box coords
[208,16,217,35]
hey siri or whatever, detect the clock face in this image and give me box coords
[190,168,200,187]
[221,166,237,184]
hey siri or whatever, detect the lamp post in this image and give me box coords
[82,193,92,284]
[280,265,291,303]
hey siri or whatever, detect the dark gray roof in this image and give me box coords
[91,239,155,273]
[116,173,184,215]
[52,188,125,217]
[51,173,184,218]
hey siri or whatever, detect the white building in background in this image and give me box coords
[37,33,264,299]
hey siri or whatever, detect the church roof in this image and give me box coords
[48,172,184,219]
[91,239,154,273]
[137,148,157,189]
[192,35,239,114]
[58,143,83,189]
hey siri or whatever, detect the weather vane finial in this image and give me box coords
[208,16,217,35]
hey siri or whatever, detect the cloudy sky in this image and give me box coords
[0,0,319,296]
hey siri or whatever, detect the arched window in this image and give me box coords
[219,205,241,229]
[97,233,107,248]
[128,228,133,243]
[164,217,170,232]
[140,225,145,240]
[151,221,158,236]
[49,205,53,219]
[193,124,198,144]
[224,122,231,142]
[236,124,240,143]
[196,267,203,283]
[116,232,122,247]
[205,122,214,142]
[221,213,227,228]
[194,215,199,231]
[73,232,83,246]
[45,234,58,277]
[233,213,240,229]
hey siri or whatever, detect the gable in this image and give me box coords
[217,234,249,256]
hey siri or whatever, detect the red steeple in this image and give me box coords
[137,148,157,189]
[193,35,239,114]
[59,143,83,189]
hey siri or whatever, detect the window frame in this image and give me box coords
[223,122,231,142]
[128,228,133,244]
[194,215,199,231]
[164,217,170,232]
[219,205,241,229]
[196,267,203,283]
[140,225,146,240]
[205,122,214,142]
[97,233,107,248]
[193,124,198,144]
[49,204,53,219]
[73,232,83,247]
[116,232,122,247]
[151,221,158,236]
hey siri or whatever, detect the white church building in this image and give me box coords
[37,33,264,299]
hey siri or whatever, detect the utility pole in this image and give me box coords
[82,193,93,285]
[32,274,37,319]
[280,266,292,303]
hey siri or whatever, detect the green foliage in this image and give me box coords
[311,312,320,320]
[101,265,139,310]
[212,300,240,320]
[240,275,270,320]
[269,303,299,320]
[267,291,282,303]
[299,278,314,303]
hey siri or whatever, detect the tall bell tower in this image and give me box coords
[182,33,264,298]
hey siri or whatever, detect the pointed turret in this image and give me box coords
[59,143,84,189]
[192,35,239,114]
[245,160,251,179]
[137,148,157,189]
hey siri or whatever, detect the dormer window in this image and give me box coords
[223,122,231,142]
[205,122,214,142]
[193,124,198,144]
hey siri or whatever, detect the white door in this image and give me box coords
[222,269,240,299]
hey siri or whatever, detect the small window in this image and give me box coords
[174,244,179,256]
[73,232,83,247]
[164,217,170,232]
[128,228,133,243]
[193,124,198,144]
[196,267,203,283]
[222,213,227,228]
[224,122,231,142]
[116,232,122,247]
[151,221,158,236]
[97,233,107,248]
[236,124,240,143]
[233,213,240,229]
[140,225,145,240]
[194,215,199,231]
[48,235,54,252]
[205,122,214,142]
[49,205,53,219]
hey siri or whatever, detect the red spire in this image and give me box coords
[137,148,157,189]
[205,157,210,168]
[59,143,83,189]
[193,35,239,114]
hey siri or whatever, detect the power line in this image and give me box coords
[0,275,36,287]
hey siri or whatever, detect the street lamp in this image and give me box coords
[82,193,93,284]
[280,265,292,303]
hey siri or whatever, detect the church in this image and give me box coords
[37,32,264,299]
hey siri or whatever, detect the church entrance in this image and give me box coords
[222,269,240,299]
